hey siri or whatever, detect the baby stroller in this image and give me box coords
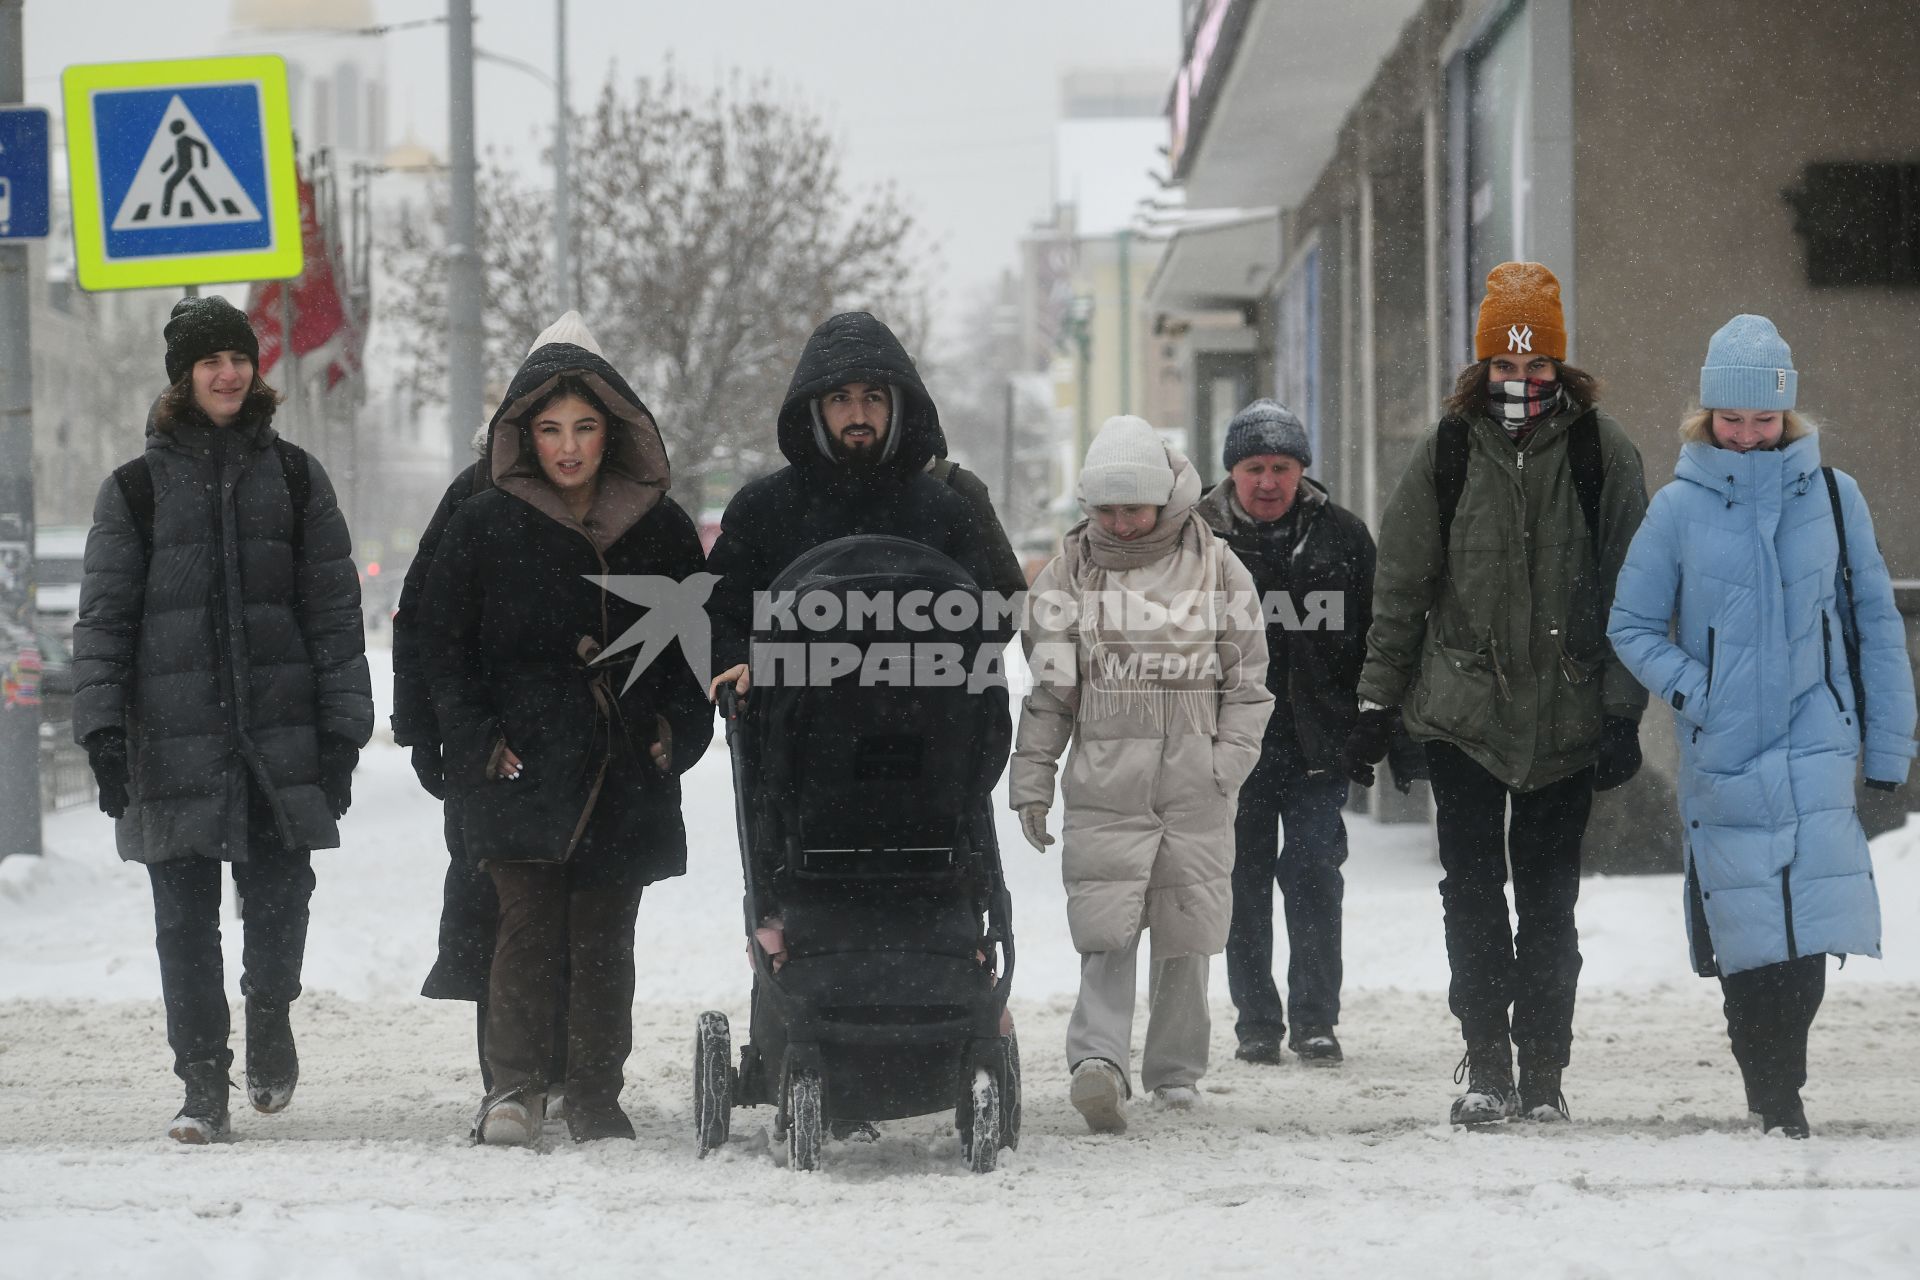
[695,535,1019,1172]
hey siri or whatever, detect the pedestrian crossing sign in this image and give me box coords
[62,56,301,291]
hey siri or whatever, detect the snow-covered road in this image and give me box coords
[3,650,1918,1277]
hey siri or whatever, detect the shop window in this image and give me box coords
[1784,163,1920,287]
[1273,244,1321,470]
[1464,4,1530,299]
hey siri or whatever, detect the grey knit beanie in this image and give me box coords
[1222,398,1311,469]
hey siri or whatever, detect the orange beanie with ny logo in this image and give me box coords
[1473,261,1566,361]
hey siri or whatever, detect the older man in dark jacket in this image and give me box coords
[705,311,1020,699]
[1198,399,1375,1068]
[73,295,372,1144]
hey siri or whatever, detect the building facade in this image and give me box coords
[1155,0,1920,844]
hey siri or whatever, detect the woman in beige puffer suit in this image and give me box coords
[1012,416,1272,1132]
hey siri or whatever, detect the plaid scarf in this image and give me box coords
[1489,379,1565,441]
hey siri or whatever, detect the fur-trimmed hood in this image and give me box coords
[480,336,671,553]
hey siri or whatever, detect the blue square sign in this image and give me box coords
[0,106,52,240]
[91,83,272,259]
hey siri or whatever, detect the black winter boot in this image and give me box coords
[245,996,299,1114]
[1234,1032,1284,1065]
[1762,1092,1810,1140]
[1517,1062,1570,1122]
[168,1060,233,1144]
[1449,1042,1515,1126]
[1289,1026,1344,1067]
[566,1097,636,1143]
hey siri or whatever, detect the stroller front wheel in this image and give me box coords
[787,1069,824,1172]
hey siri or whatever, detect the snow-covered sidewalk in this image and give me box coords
[4,650,1920,1277]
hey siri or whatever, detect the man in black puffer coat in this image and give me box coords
[1196,399,1377,1069]
[705,311,1017,698]
[72,295,372,1144]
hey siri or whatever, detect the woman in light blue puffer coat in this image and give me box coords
[1608,315,1916,1138]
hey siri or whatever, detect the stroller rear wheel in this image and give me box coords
[693,1011,732,1156]
[1005,1028,1022,1151]
[787,1069,824,1172]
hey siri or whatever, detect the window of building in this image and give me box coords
[1465,4,1530,311]
[336,63,362,153]
[1193,351,1257,485]
[1785,163,1920,288]
[313,78,333,148]
[1273,243,1322,472]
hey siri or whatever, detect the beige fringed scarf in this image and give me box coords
[1061,454,1227,734]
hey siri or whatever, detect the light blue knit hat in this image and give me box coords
[1700,314,1797,410]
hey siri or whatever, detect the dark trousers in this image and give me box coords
[1426,740,1593,1069]
[485,859,645,1109]
[1225,732,1349,1040]
[1720,954,1826,1116]
[147,836,315,1079]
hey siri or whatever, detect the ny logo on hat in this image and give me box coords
[1507,325,1533,354]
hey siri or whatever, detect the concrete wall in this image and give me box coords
[1571,0,1920,572]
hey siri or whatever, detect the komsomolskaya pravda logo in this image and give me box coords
[589,578,1349,693]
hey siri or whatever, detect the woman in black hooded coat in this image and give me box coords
[420,339,712,1144]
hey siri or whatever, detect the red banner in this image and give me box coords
[248,171,361,386]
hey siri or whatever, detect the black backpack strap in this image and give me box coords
[1823,466,1869,737]
[927,457,957,486]
[1433,416,1470,556]
[1823,466,1855,608]
[1565,410,1606,565]
[111,457,156,561]
[272,437,313,558]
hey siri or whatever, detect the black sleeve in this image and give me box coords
[392,464,478,746]
[945,465,1029,599]
[939,490,1017,649]
[643,509,716,776]
[704,488,772,677]
[1344,511,1378,690]
[295,455,374,748]
[70,472,147,744]
[420,501,498,787]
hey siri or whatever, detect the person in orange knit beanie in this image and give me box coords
[1346,260,1650,1129]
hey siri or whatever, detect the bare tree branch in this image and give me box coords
[381,67,936,509]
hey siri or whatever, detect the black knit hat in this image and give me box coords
[163,295,260,383]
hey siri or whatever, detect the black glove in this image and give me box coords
[85,728,130,820]
[1865,778,1900,792]
[320,735,360,818]
[1386,725,1429,795]
[1344,706,1398,788]
[411,743,446,800]
[1592,716,1643,792]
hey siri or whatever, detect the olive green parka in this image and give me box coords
[1356,403,1649,792]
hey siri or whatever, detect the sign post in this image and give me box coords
[0,11,44,859]
[62,54,303,292]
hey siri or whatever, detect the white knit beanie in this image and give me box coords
[527,310,603,357]
[1078,415,1175,506]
